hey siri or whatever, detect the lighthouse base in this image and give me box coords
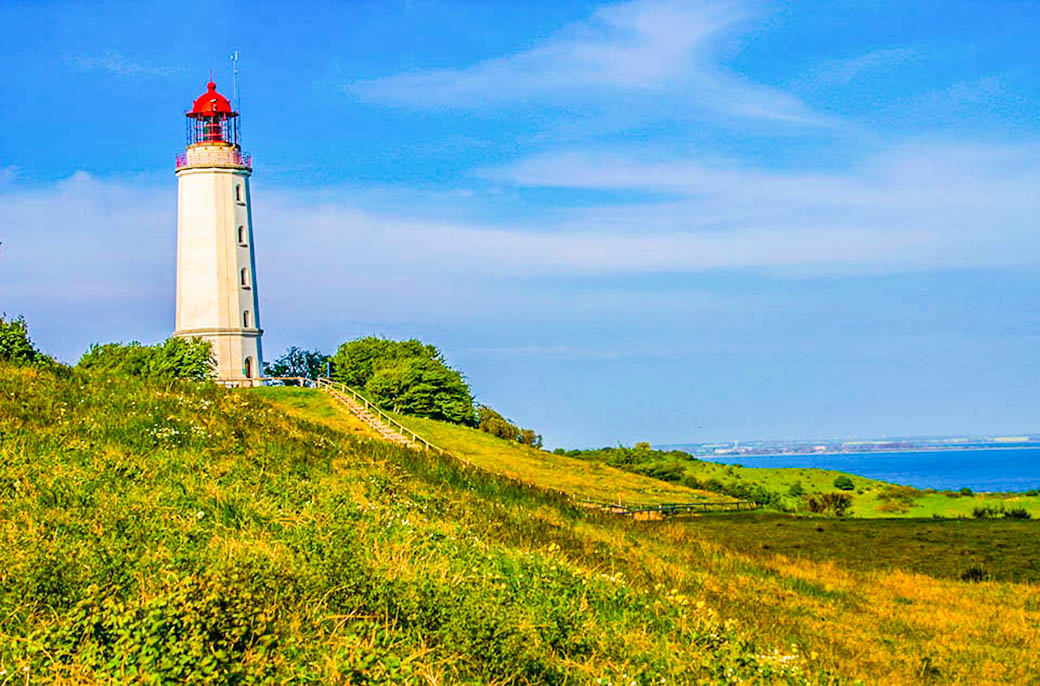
[174,327,263,386]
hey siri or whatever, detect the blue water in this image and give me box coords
[699,448,1040,492]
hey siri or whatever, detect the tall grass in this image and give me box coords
[1,365,1038,684]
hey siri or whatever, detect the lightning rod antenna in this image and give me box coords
[231,51,240,112]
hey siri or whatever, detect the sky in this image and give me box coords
[2,0,1039,447]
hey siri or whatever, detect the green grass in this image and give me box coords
[250,385,379,439]
[384,407,730,506]
[2,367,1039,684]
[566,448,1040,518]
[689,512,1040,583]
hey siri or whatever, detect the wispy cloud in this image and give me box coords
[3,149,1039,361]
[65,51,182,77]
[347,0,827,126]
[808,47,918,86]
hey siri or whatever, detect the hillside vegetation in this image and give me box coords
[560,446,1040,518]
[259,388,726,506]
[2,366,1039,684]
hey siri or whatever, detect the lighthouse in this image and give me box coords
[174,81,263,383]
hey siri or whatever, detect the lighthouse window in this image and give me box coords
[240,268,250,288]
[237,225,247,245]
[235,185,243,203]
[243,310,251,327]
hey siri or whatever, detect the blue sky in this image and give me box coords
[2,0,1039,447]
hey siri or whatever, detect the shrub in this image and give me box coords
[961,566,987,582]
[478,406,542,448]
[331,337,476,425]
[787,482,804,497]
[1025,489,1038,497]
[960,487,974,497]
[78,337,214,380]
[833,476,855,491]
[0,315,57,368]
[1003,507,1032,520]
[877,485,920,513]
[636,462,686,483]
[805,493,853,517]
[972,506,998,519]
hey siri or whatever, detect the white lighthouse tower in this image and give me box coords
[174,81,263,383]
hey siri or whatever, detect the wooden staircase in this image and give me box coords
[322,383,421,449]
[315,377,447,454]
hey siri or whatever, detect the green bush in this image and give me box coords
[788,482,804,497]
[960,566,987,583]
[1003,507,1032,520]
[635,461,686,483]
[478,406,543,448]
[0,315,57,368]
[960,487,974,497]
[331,337,476,425]
[805,493,853,517]
[78,337,214,380]
[833,476,855,491]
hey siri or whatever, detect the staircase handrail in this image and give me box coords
[316,377,448,455]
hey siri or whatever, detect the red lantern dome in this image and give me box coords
[189,81,236,116]
[184,80,240,147]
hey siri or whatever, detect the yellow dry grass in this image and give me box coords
[392,411,726,506]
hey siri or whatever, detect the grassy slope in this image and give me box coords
[386,410,727,506]
[1,368,1038,684]
[572,451,1040,518]
[683,459,1040,517]
[250,386,381,440]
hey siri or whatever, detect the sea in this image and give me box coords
[691,448,1040,493]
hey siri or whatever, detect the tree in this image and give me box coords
[518,428,543,449]
[365,356,475,425]
[264,346,329,383]
[330,337,440,389]
[329,337,476,425]
[833,476,855,491]
[0,315,56,368]
[78,338,214,381]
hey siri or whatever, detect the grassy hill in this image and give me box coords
[257,388,730,506]
[559,446,1040,518]
[2,366,1039,684]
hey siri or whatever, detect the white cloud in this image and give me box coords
[808,47,918,86]
[65,51,182,77]
[4,140,1039,361]
[347,0,826,125]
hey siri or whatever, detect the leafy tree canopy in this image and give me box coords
[264,347,329,382]
[331,337,476,425]
[78,337,214,381]
[0,315,57,368]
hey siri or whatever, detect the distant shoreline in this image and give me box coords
[691,445,1040,460]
